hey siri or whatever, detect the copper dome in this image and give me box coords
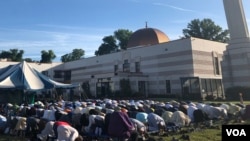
[127,27,170,48]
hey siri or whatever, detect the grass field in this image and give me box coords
[0,134,27,141]
[1,120,249,141]
[0,129,222,141]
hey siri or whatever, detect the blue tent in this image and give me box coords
[0,61,79,90]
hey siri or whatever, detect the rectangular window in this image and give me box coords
[64,70,71,81]
[190,78,200,93]
[42,71,49,77]
[216,79,223,97]
[54,70,63,78]
[206,79,212,94]
[212,52,220,75]
[166,80,171,94]
[114,65,118,72]
[213,57,220,75]
[181,77,200,94]
[123,60,130,72]
[201,78,223,98]
[138,81,145,95]
[201,79,207,93]
[214,57,220,75]
[135,62,140,73]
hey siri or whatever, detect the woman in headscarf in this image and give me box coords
[108,106,135,141]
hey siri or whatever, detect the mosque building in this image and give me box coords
[42,26,226,100]
[51,0,250,100]
[4,0,250,100]
[0,26,227,100]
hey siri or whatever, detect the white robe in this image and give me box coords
[57,125,79,141]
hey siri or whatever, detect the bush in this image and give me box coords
[215,96,225,101]
[205,95,216,101]
[225,86,250,100]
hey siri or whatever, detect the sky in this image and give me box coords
[0,0,250,62]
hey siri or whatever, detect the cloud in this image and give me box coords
[153,3,196,12]
[37,24,115,34]
[0,27,104,62]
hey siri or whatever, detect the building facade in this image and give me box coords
[2,0,250,100]
[222,0,250,89]
[0,27,227,100]
[51,28,227,100]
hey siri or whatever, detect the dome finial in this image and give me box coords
[145,21,148,28]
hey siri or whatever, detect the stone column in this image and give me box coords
[223,0,250,44]
[222,0,250,89]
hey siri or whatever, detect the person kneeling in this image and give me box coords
[52,121,83,141]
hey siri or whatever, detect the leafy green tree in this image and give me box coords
[40,50,56,63]
[114,29,133,50]
[61,54,71,62]
[0,49,24,62]
[61,48,85,62]
[0,50,11,59]
[95,35,118,56]
[95,29,133,56]
[24,58,38,63]
[182,18,229,43]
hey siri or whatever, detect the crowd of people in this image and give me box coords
[0,94,250,141]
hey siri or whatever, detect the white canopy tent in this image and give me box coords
[0,61,79,90]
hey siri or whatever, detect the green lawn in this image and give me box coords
[0,134,27,141]
[0,121,245,141]
[147,128,222,141]
[143,120,250,141]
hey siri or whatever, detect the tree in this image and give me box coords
[24,58,37,62]
[114,29,133,50]
[95,35,118,56]
[40,50,56,63]
[61,48,85,62]
[95,29,133,56]
[182,18,229,43]
[0,49,24,62]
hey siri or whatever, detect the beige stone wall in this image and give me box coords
[0,37,227,97]
[59,37,226,96]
